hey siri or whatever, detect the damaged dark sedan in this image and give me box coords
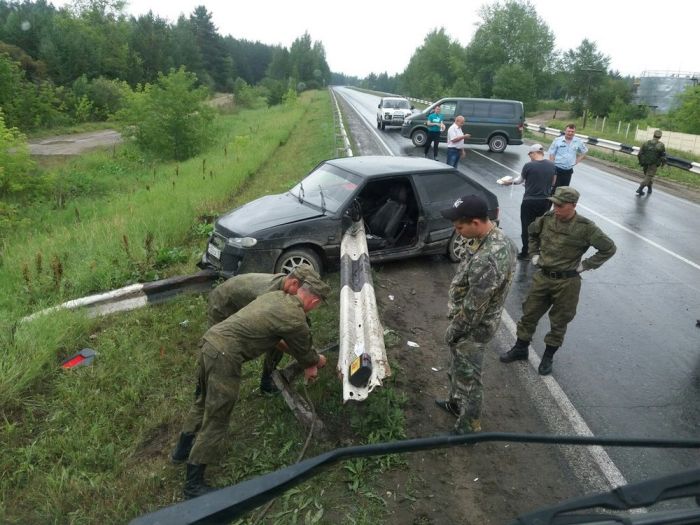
[198,156,498,276]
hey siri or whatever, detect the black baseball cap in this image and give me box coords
[440,194,489,221]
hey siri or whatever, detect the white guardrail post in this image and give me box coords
[330,87,390,402]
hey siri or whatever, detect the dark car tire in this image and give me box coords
[448,231,470,263]
[275,247,323,276]
[488,134,508,153]
[377,120,381,129]
[380,121,386,130]
[411,129,428,147]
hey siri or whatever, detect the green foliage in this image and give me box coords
[667,85,700,134]
[115,67,215,160]
[0,110,36,198]
[492,63,537,110]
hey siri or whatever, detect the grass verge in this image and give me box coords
[1,90,408,525]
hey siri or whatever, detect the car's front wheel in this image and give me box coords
[488,134,508,153]
[411,129,428,147]
[380,121,386,130]
[447,231,471,263]
[275,247,323,276]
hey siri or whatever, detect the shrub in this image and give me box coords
[0,110,36,198]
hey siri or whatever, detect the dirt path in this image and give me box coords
[369,256,584,524]
[28,129,122,155]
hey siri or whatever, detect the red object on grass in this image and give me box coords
[61,348,97,369]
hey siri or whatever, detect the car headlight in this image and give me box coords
[226,237,257,248]
[403,119,411,126]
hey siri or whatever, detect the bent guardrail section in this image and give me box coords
[338,221,390,402]
[21,270,218,322]
[525,122,700,175]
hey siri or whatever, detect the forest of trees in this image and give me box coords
[0,0,331,133]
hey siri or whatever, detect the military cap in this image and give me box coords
[289,264,321,282]
[440,194,489,221]
[653,129,662,138]
[300,274,331,301]
[548,186,580,205]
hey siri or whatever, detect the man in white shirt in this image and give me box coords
[445,115,471,168]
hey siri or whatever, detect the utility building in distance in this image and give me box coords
[633,70,699,113]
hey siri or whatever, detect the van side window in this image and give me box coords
[473,102,489,118]
[441,102,457,118]
[458,102,474,116]
[490,102,516,118]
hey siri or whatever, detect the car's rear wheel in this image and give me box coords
[275,247,323,276]
[488,134,508,153]
[411,129,428,147]
[448,231,472,262]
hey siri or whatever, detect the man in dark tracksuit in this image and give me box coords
[206,265,322,393]
[172,278,330,498]
[499,186,616,375]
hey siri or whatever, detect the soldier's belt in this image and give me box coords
[540,268,579,279]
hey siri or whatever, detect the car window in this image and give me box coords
[289,165,362,213]
[417,172,487,207]
[490,102,516,118]
[396,100,410,109]
[440,102,457,118]
[458,101,475,116]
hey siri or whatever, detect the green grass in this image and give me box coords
[0,90,408,525]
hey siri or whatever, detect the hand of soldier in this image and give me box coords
[317,354,327,369]
[531,255,540,266]
[304,365,319,382]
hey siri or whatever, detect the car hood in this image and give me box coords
[216,193,324,236]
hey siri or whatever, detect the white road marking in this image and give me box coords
[472,150,700,272]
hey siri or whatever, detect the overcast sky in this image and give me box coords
[50,0,700,78]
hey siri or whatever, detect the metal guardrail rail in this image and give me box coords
[525,122,700,175]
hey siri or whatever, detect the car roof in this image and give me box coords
[324,156,457,178]
[382,96,409,101]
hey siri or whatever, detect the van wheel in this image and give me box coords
[488,134,508,153]
[377,120,381,129]
[411,129,428,147]
[380,121,386,130]
[275,248,322,276]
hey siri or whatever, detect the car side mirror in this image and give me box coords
[410,105,415,110]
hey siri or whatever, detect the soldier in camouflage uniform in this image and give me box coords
[434,195,517,434]
[500,187,616,375]
[172,278,330,499]
[636,129,666,196]
[206,265,322,394]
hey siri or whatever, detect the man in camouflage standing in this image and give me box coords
[500,187,616,375]
[434,195,516,434]
[206,265,322,394]
[172,277,330,498]
[636,129,666,196]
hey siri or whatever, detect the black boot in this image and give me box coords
[647,184,652,195]
[434,399,460,418]
[635,185,645,196]
[500,339,530,363]
[171,432,196,464]
[538,345,558,376]
[260,372,279,394]
[183,463,213,499]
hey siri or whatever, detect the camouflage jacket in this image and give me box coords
[638,139,666,167]
[528,211,616,272]
[207,273,285,326]
[446,227,516,344]
[204,290,319,369]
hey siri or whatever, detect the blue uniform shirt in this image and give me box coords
[548,135,588,169]
[427,112,443,132]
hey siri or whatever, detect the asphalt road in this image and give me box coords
[333,86,700,489]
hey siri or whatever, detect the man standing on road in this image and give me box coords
[500,143,556,260]
[171,278,331,498]
[499,187,616,376]
[424,105,444,160]
[206,265,323,394]
[636,129,666,196]
[434,195,516,434]
[446,115,471,168]
[548,124,588,190]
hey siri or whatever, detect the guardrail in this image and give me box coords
[330,88,353,157]
[525,122,700,175]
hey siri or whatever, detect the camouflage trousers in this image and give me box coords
[641,164,658,187]
[448,338,486,434]
[182,341,242,465]
[516,271,581,347]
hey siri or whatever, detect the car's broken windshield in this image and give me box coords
[289,165,361,213]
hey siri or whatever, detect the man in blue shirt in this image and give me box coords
[424,105,444,160]
[548,124,588,190]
